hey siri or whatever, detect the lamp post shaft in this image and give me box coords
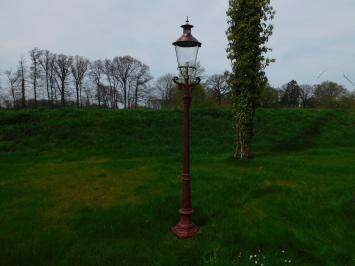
[182,73,191,210]
[172,68,199,238]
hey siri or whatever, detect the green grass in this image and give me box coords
[0,107,354,266]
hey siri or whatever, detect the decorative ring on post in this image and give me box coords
[192,77,201,87]
[173,76,182,86]
[172,76,200,88]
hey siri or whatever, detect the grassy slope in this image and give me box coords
[0,108,354,266]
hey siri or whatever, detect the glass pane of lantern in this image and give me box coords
[178,65,197,79]
[175,46,199,68]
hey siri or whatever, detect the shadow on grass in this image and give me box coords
[0,112,38,125]
[274,111,334,151]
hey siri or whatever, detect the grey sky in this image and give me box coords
[1,0,355,89]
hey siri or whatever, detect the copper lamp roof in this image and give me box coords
[173,17,202,48]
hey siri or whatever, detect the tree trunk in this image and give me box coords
[50,79,54,107]
[233,126,250,159]
[61,83,65,106]
[11,87,16,108]
[134,81,138,109]
[21,77,26,108]
[232,104,254,160]
[33,64,37,108]
[123,80,127,109]
[97,83,101,107]
[79,84,82,107]
[218,90,222,105]
[45,74,50,107]
[75,83,80,108]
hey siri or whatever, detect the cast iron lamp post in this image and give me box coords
[171,17,202,239]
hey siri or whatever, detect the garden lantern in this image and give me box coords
[173,17,201,77]
[171,17,202,239]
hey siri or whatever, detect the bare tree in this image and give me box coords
[89,60,104,106]
[131,60,152,108]
[154,74,175,106]
[103,59,113,108]
[82,82,94,106]
[71,56,89,107]
[17,57,27,108]
[0,72,11,108]
[112,56,135,109]
[205,73,229,105]
[54,54,73,106]
[299,84,314,108]
[314,81,347,107]
[39,50,55,106]
[29,48,41,107]
[49,56,58,106]
[2,48,156,109]
[103,59,121,108]
[4,70,19,108]
[0,72,3,108]
[194,62,206,80]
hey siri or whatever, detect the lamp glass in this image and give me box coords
[175,46,199,69]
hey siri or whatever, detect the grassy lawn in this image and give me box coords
[0,107,354,265]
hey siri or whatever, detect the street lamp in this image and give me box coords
[171,17,202,239]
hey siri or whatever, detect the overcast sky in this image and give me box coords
[1,0,355,89]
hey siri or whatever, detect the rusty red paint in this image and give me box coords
[172,67,199,239]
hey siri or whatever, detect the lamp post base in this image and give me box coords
[171,222,199,239]
[172,209,199,238]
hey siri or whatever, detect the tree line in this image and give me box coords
[0,48,154,109]
[0,48,231,109]
[153,75,355,109]
[0,48,354,110]
[260,80,355,109]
